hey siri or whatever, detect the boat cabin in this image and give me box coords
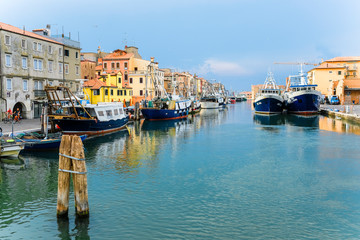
[289,85,317,92]
[260,89,281,95]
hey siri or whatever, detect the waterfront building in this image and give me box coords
[33,27,82,94]
[83,72,132,104]
[96,46,164,104]
[308,57,360,104]
[0,22,65,119]
[81,59,97,80]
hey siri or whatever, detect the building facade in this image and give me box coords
[0,22,65,119]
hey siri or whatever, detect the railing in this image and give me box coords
[34,90,46,98]
[128,70,147,75]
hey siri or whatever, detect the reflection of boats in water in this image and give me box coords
[253,114,285,126]
[286,114,319,128]
[141,119,189,132]
[253,114,319,128]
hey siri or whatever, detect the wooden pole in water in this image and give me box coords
[57,135,89,218]
[71,135,89,217]
[57,135,72,217]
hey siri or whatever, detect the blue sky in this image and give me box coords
[2,0,360,91]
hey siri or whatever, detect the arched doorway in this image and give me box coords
[13,102,26,119]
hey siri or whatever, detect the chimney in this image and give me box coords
[151,57,154,63]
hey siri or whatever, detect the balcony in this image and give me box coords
[34,90,46,98]
[129,70,147,75]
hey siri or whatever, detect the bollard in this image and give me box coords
[57,135,72,217]
[57,135,89,218]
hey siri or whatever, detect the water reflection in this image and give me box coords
[253,114,285,125]
[57,217,90,240]
[253,114,319,128]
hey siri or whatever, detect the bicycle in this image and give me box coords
[2,113,13,124]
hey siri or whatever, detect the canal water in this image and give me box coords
[1,102,360,239]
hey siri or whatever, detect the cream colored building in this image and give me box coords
[0,22,65,119]
[308,57,360,104]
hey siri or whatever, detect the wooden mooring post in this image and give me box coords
[57,135,89,218]
[134,102,140,120]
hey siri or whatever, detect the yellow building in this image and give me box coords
[308,57,360,104]
[83,72,133,104]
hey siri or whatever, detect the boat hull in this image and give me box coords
[0,144,24,157]
[285,92,321,114]
[52,117,129,135]
[200,101,219,109]
[141,108,189,121]
[20,135,87,150]
[254,95,284,114]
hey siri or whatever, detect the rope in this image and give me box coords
[58,169,87,174]
[59,153,85,161]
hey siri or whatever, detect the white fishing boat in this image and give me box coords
[1,138,24,158]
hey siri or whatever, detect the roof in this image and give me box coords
[0,22,62,45]
[326,56,360,62]
[81,59,96,63]
[83,79,117,90]
[103,49,134,60]
[95,65,102,71]
[343,80,360,89]
[314,63,346,69]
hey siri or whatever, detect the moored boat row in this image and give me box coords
[254,65,321,115]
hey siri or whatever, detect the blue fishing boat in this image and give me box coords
[45,86,129,135]
[140,61,191,120]
[283,64,321,114]
[254,72,284,114]
[141,98,191,120]
[16,132,87,150]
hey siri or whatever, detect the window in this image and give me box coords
[140,90,143,96]
[59,48,63,57]
[48,60,53,72]
[48,81,53,86]
[34,59,43,71]
[33,42,37,51]
[34,80,43,90]
[37,43,42,52]
[140,77,143,83]
[116,62,120,69]
[65,64,69,74]
[5,54,11,67]
[118,77,121,83]
[23,79,28,91]
[119,108,124,115]
[76,66,79,75]
[119,90,123,96]
[105,89,108,95]
[134,67,138,71]
[114,109,119,115]
[130,90,133,96]
[111,89,113,96]
[59,63,63,73]
[111,62,115,69]
[104,63,108,70]
[97,110,104,116]
[6,78,12,91]
[338,71,342,75]
[124,90,127,96]
[130,78,133,83]
[125,74,128,81]
[22,57,28,69]
[124,62,128,69]
[48,45,53,54]
[5,35,11,45]
[106,110,112,117]
[64,49,69,56]
[21,39,26,49]
[76,52,79,59]
[94,89,100,95]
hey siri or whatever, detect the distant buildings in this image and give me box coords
[308,57,360,104]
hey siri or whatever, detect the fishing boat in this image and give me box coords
[253,72,284,114]
[45,86,129,135]
[283,64,321,114]
[200,96,221,109]
[0,137,24,158]
[15,132,87,150]
[230,97,236,104]
[189,99,201,114]
[141,61,191,121]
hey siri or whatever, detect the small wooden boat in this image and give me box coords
[16,132,87,150]
[0,137,24,158]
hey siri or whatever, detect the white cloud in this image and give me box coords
[197,59,249,76]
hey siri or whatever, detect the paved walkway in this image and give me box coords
[0,118,42,136]
[321,104,360,116]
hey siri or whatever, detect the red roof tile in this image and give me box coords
[103,49,134,60]
[83,79,116,90]
[326,57,360,62]
[0,22,62,45]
